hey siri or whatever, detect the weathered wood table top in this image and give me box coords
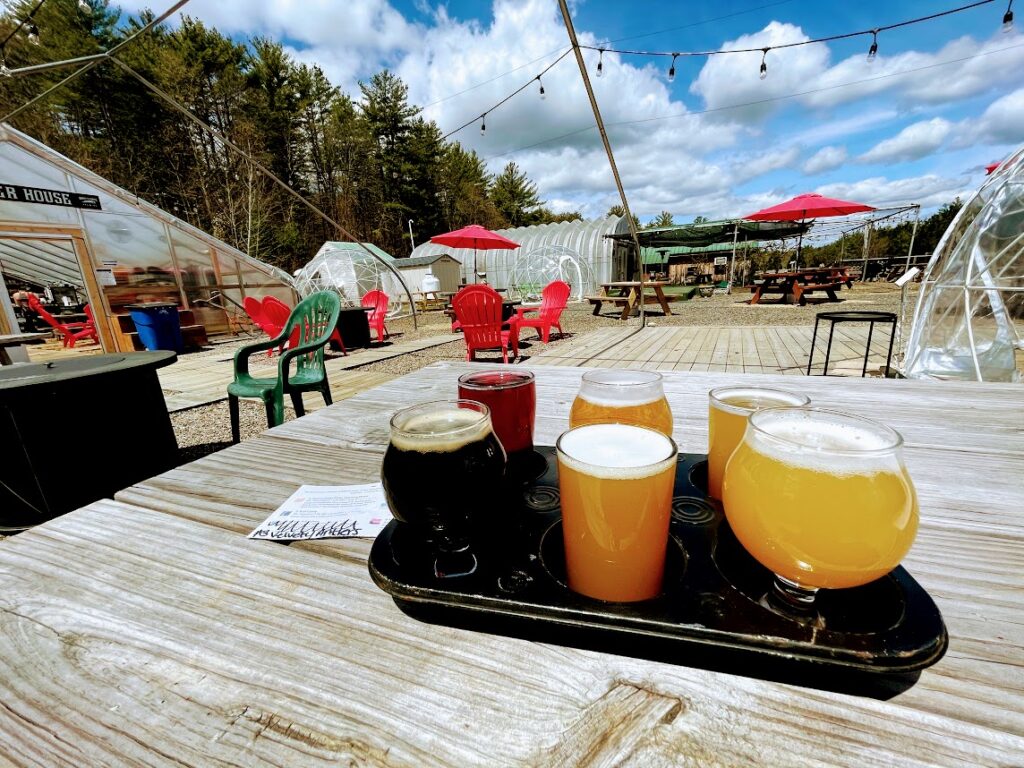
[2,362,1023,766]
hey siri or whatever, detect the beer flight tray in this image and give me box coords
[368,447,948,675]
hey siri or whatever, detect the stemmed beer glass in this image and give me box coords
[722,407,919,618]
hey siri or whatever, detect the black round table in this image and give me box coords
[0,351,177,531]
[807,311,898,377]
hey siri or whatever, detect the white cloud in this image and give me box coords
[802,145,847,175]
[954,87,1024,147]
[689,22,830,121]
[816,174,972,209]
[860,118,953,164]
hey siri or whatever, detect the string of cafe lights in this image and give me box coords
[584,0,1008,80]
[0,0,92,76]
[441,0,1010,140]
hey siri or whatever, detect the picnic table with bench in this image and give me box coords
[587,280,674,319]
[750,267,853,305]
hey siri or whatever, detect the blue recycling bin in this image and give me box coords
[126,303,184,352]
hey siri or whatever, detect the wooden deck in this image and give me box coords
[528,325,897,376]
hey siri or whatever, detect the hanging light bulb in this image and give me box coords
[867,30,878,62]
[26,23,40,46]
[1003,2,1014,33]
[596,48,604,78]
[78,0,93,14]
[537,76,546,100]
[759,48,769,80]
[480,115,486,136]
[667,53,678,83]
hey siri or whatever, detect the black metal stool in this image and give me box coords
[807,311,897,377]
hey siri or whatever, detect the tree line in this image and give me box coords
[0,1,580,272]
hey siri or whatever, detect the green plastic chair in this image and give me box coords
[227,291,341,442]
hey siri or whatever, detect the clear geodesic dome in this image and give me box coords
[293,242,411,317]
[903,145,1023,382]
[508,244,595,302]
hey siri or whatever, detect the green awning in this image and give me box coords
[609,219,810,249]
[642,241,758,265]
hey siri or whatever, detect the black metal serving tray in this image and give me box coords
[368,447,947,681]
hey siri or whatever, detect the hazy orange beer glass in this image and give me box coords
[556,423,678,602]
[569,370,673,436]
[707,387,809,499]
[723,407,918,608]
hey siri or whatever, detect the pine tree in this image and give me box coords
[490,162,542,227]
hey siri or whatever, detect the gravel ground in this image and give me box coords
[169,282,917,464]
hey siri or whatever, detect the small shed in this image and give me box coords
[394,253,462,293]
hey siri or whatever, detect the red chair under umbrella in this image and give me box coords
[452,284,518,363]
[745,193,875,270]
[429,224,519,283]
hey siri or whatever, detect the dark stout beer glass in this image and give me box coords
[381,400,506,578]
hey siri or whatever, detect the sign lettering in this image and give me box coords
[0,183,101,210]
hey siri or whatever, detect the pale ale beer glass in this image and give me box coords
[569,370,673,436]
[707,387,810,499]
[556,423,677,602]
[382,400,506,578]
[723,407,918,612]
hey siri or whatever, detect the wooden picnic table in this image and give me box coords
[0,363,1022,765]
[750,267,853,305]
[588,280,674,319]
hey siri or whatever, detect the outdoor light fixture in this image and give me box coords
[596,48,604,78]
[78,0,92,13]
[480,115,486,135]
[26,23,40,45]
[867,30,879,62]
[1003,2,1014,32]
[537,75,545,100]
[667,53,678,83]
[759,48,769,80]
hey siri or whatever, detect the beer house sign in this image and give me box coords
[0,183,101,210]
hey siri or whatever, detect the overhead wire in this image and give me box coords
[480,41,1024,161]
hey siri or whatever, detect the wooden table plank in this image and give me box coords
[2,500,1022,766]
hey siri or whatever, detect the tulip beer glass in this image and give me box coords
[556,423,678,602]
[707,387,810,499]
[569,369,673,436]
[381,400,506,578]
[723,407,918,613]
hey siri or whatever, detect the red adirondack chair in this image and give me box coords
[452,285,518,363]
[512,280,570,343]
[262,296,345,356]
[27,294,98,348]
[362,290,389,342]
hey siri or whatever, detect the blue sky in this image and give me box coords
[117,0,1024,222]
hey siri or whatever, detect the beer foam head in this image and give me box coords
[709,386,809,415]
[558,423,677,479]
[578,369,664,407]
[746,408,903,474]
[390,401,493,453]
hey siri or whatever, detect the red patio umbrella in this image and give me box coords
[985,162,1001,175]
[744,193,875,269]
[430,224,519,283]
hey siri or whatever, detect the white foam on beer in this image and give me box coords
[747,410,898,475]
[391,409,493,453]
[559,424,676,479]
[578,371,663,407]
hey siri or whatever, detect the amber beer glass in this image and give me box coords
[381,400,506,578]
[707,387,810,499]
[569,370,673,436]
[556,423,678,602]
[723,407,918,610]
